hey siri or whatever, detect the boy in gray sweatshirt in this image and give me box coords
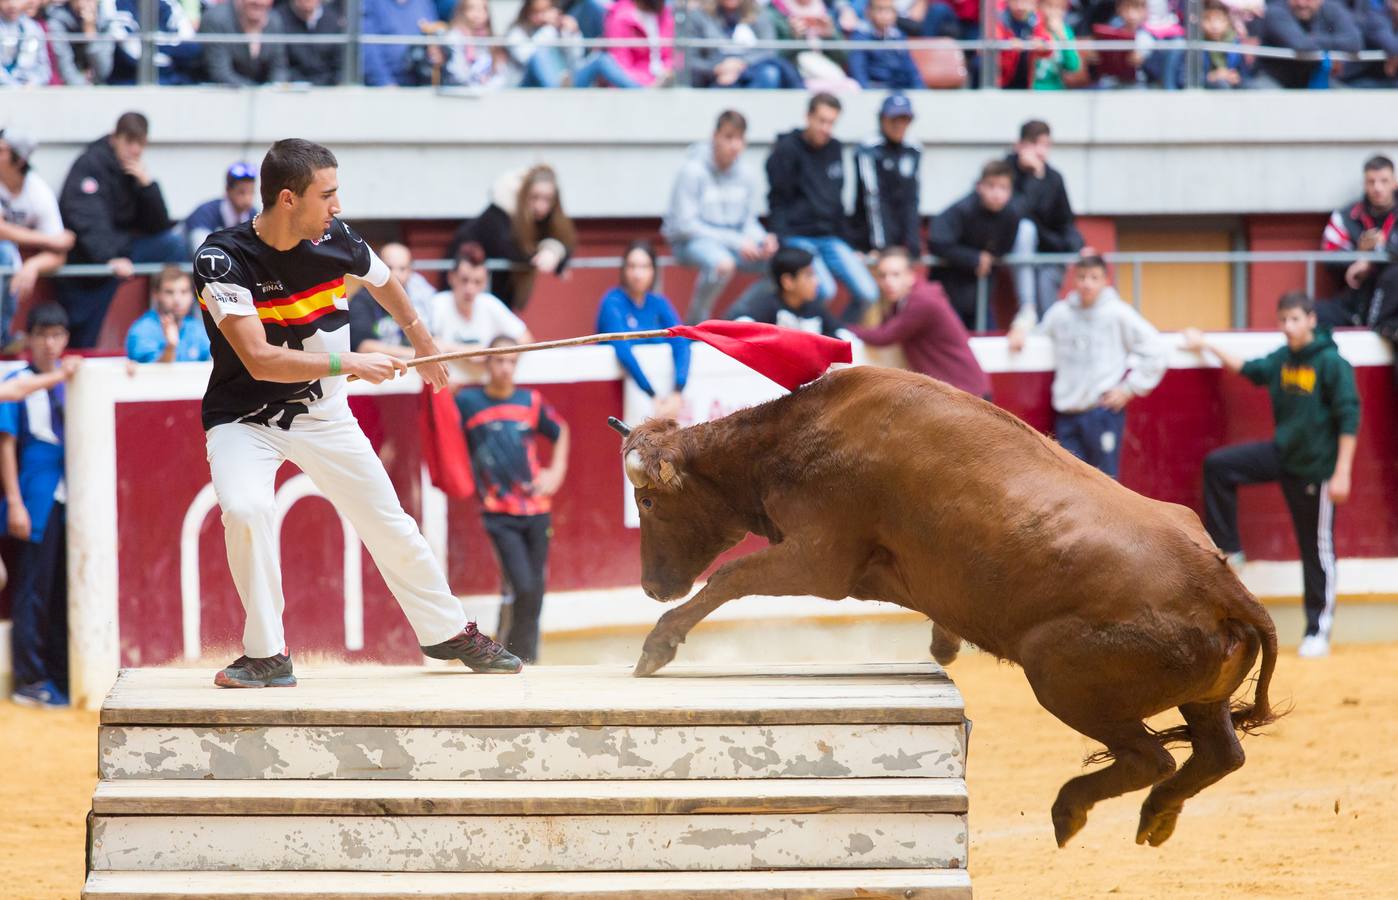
[662,110,776,325]
[1008,255,1167,477]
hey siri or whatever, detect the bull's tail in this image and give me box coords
[1088,595,1285,764]
[1226,597,1283,735]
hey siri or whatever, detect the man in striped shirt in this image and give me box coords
[1319,154,1398,388]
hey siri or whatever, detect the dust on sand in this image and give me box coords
[3,640,1393,898]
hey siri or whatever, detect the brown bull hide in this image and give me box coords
[619,366,1281,850]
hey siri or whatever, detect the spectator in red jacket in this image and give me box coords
[851,247,991,399]
[995,0,1051,89]
[1319,154,1397,331]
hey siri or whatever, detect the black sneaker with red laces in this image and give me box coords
[420,622,523,673]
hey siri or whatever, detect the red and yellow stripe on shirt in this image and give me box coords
[255,277,346,326]
[199,277,346,327]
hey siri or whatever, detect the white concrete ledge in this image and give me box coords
[11,89,1396,219]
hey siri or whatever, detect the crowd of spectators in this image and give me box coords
[4,0,1398,89]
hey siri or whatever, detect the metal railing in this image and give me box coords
[23,0,1398,90]
[5,249,1389,333]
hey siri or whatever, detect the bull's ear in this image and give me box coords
[658,459,682,490]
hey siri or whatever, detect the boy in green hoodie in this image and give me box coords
[1183,291,1360,659]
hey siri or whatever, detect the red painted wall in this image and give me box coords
[1245,214,1341,328]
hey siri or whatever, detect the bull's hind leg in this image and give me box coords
[1048,722,1177,847]
[1136,700,1244,847]
[634,541,860,676]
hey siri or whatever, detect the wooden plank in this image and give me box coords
[82,868,973,899]
[89,812,968,872]
[100,665,965,728]
[99,722,966,781]
[92,777,969,816]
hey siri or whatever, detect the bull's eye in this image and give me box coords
[641,498,653,510]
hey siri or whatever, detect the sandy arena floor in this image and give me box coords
[3,620,1393,899]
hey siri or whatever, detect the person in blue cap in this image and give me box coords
[852,93,923,264]
[183,161,258,258]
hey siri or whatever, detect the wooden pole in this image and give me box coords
[347,329,672,382]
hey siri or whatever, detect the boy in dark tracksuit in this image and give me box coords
[1184,292,1360,659]
[852,94,923,260]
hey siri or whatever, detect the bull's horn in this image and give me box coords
[624,449,649,488]
[607,416,631,438]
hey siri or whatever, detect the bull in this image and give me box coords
[612,366,1279,848]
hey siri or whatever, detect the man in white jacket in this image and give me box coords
[662,110,777,325]
[1008,255,1166,478]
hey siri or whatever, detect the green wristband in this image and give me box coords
[328,352,341,378]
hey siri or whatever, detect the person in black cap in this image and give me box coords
[183,162,259,257]
[852,94,923,269]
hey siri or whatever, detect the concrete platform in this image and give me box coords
[85,663,972,895]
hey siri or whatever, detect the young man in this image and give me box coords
[349,241,438,359]
[125,265,211,363]
[193,138,520,688]
[2,305,83,708]
[57,112,185,348]
[725,245,851,339]
[1184,293,1360,659]
[1007,120,1084,321]
[848,0,925,90]
[184,162,259,258]
[662,110,776,325]
[1008,255,1166,478]
[0,130,75,348]
[851,247,990,398]
[1319,155,1398,331]
[766,93,879,323]
[928,159,1025,331]
[456,336,569,664]
[428,242,532,382]
[852,94,923,260]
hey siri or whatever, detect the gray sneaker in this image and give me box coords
[421,622,523,673]
[214,653,297,688]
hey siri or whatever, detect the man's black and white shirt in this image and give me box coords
[193,217,389,430]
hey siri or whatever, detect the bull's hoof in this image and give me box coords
[633,635,679,677]
[1135,800,1181,847]
[1051,799,1087,848]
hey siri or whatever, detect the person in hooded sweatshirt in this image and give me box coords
[662,110,776,325]
[1184,291,1360,660]
[765,92,879,324]
[1007,254,1166,480]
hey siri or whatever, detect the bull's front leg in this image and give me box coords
[634,541,854,677]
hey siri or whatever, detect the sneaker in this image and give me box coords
[1297,634,1330,658]
[421,622,523,674]
[214,653,297,688]
[11,680,69,708]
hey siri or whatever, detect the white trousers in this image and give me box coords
[206,417,467,658]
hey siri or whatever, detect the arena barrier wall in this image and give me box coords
[56,331,1398,707]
